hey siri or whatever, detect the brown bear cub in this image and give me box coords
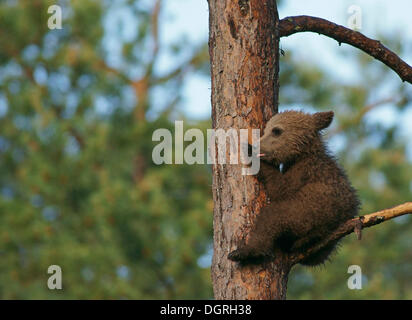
[228,110,360,266]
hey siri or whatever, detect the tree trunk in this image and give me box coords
[208,0,285,299]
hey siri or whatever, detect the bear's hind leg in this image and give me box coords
[228,206,281,262]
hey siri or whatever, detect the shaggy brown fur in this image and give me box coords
[228,110,360,266]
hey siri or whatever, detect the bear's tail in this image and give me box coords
[299,240,339,266]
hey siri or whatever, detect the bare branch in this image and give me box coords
[278,16,412,84]
[291,202,412,265]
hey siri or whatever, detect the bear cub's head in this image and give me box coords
[258,110,334,165]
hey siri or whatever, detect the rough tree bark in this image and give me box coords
[208,0,286,299]
[208,1,412,300]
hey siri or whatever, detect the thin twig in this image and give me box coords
[291,202,412,264]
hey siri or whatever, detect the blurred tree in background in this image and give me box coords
[0,0,411,299]
[0,0,212,299]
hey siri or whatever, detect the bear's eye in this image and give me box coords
[272,127,283,136]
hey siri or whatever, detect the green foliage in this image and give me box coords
[0,0,212,299]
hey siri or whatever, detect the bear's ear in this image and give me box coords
[313,111,334,131]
